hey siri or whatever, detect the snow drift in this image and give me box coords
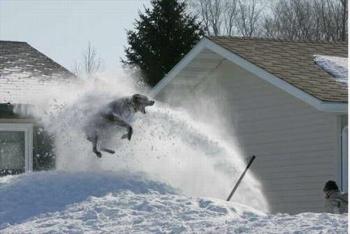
[0,172,347,233]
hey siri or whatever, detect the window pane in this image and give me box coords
[0,131,25,174]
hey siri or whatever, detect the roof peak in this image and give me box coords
[0,40,75,80]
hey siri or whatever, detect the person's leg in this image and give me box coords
[101,148,115,154]
[91,134,102,158]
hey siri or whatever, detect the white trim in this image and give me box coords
[151,39,207,97]
[152,38,347,113]
[0,123,33,172]
[341,125,348,192]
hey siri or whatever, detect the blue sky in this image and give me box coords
[0,0,151,73]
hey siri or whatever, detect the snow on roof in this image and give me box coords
[0,73,71,104]
[154,37,348,103]
[0,41,75,104]
[314,55,348,84]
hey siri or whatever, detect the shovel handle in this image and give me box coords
[226,155,256,201]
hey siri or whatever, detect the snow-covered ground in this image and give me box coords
[0,171,347,233]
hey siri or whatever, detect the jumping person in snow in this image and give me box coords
[84,94,155,158]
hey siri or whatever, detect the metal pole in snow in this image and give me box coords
[226,155,256,201]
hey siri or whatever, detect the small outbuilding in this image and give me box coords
[0,41,75,176]
[153,37,348,214]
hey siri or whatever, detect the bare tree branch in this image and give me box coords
[262,0,347,41]
[73,42,102,78]
[192,0,263,37]
[235,0,263,37]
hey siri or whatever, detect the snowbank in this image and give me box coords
[0,171,175,226]
[0,171,347,233]
[314,55,348,83]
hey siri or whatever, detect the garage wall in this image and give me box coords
[157,60,341,214]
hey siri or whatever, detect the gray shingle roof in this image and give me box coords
[209,37,348,103]
[0,41,74,79]
[0,40,75,104]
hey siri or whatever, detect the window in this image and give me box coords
[0,123,33,175]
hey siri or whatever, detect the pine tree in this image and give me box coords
[122,0,203,87]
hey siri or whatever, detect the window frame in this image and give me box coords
[341,125,348,192]
[0,123,33,172]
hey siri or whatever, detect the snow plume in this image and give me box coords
[16,70,269,212]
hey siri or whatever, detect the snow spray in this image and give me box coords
[17,71,269,212]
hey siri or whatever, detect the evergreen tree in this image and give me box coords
[122,0,203,87]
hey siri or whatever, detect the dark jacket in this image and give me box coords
[324,191,348,214]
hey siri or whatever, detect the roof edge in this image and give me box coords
[0,40,28,44]
[28,43,76,78]
[206,36,348,45]
[0,40,76,78]
[151,39,207,96]
[152,38,348,113]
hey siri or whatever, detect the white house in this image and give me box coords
[152,37,348,214]
[0,41,75,175]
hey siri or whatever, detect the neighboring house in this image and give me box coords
[152,37,348,214]
[0,41,75,176]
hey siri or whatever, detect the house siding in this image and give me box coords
[157,60,342,214]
